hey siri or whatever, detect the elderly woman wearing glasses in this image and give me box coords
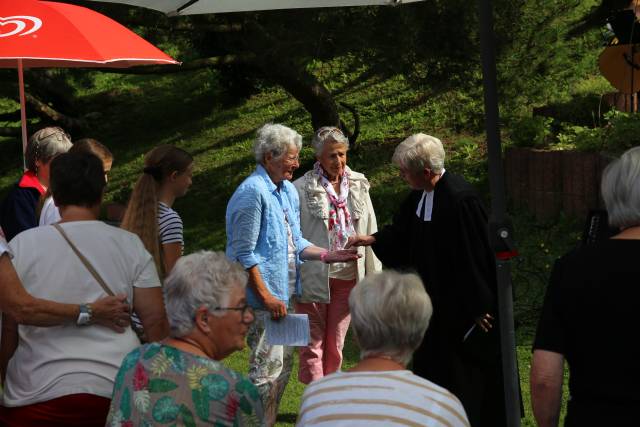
[107,251,264,426]
[0,127,72,241]
[226,123,359,425]
[293,126,381,384]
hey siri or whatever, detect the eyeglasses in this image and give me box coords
[284,154,300,164]
[213,305,254,324]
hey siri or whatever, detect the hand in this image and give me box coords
[263,295,287,320]
[323,248,361,263]
[345,234,375,249]
[474,313,494,332]
[91,294,131,333]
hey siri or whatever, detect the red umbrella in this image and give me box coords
[0,0,179,165]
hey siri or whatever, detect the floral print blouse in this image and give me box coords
[107,343,264,427]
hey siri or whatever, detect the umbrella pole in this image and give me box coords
[477,0,521,426]
[18,59,28,171]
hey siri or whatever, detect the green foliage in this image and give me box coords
[510,116,554,148]
[555,110,640,154]
[497,0,602,118]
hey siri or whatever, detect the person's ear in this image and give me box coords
[169,170,179,182]
[194,306,211,333]
[264,152,274,165]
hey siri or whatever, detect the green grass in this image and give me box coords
[0,56,582,426]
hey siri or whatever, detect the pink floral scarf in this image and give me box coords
[314,161,355,250]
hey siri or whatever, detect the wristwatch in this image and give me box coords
[77,304,93,326]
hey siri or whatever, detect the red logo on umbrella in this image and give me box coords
[0,16,42,38]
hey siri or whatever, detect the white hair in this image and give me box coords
[392,133,445,174]
[25,127,73,172]
[602,146,640,229]
[163,251,248,338]
[349,270,433,365]
[311,126,349,155]
[253,123,302,165]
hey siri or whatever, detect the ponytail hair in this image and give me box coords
[121,145,193,277]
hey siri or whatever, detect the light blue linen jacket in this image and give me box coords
[226,165,312,308]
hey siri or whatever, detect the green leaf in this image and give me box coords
[201,374,229,401]
[148,378,179,393]
[152,396,180,423]
[192,388,209,421]
[114,368,126,392]
[121,348,141,371]
[120,387,132,419]
[239,395,253,415]
[163,346,186,373]
[236,379,260,402]
[143,343,162,360]
[180,404,196,427]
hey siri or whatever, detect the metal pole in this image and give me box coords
[18,59,28,171]
[477,0,521,426]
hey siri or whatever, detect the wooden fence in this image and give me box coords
[504,147,611,221]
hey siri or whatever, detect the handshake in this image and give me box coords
[319,247,361,263]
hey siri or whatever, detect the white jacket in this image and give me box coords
[294,166,382,303]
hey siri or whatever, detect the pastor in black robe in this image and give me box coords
[372,171,506,427]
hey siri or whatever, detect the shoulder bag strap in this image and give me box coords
[52,223,115,297]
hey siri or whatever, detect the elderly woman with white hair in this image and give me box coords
[225,123,359,425]
[0,126,72,241]
[107,251,264,426]
[348,133,504,426]
[298,270,470,426]
[293,126,381,384]
[531,146,640,427]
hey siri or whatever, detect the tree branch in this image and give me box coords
[25,93,86,130]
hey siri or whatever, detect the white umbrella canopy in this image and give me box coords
[89,0,424,15]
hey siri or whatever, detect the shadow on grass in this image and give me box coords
[276,413,298,424]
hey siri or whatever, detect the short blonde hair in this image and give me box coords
[392,133,445,174]
[349,270,433,365]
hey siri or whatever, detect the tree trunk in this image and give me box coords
[263,59,340,131]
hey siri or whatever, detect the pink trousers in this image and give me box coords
[296,277,357,384]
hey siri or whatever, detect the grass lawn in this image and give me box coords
[0,58,578,425]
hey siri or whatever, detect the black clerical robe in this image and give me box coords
[373,171,505,427]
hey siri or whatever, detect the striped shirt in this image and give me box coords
[297,370,469,427]
[158,202,183,246]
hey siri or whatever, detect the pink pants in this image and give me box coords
[296,277,356,384]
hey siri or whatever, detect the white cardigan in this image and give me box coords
[294,166,382,303]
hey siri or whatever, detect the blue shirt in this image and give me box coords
[226,165,312,308]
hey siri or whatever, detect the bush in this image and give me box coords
[556,110,640,154]
[510,116,553,148]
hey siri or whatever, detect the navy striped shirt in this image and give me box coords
[158,202,183,246]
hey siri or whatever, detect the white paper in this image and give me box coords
[265,314,310,346]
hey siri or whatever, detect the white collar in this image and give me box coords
[415,169,445,221]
